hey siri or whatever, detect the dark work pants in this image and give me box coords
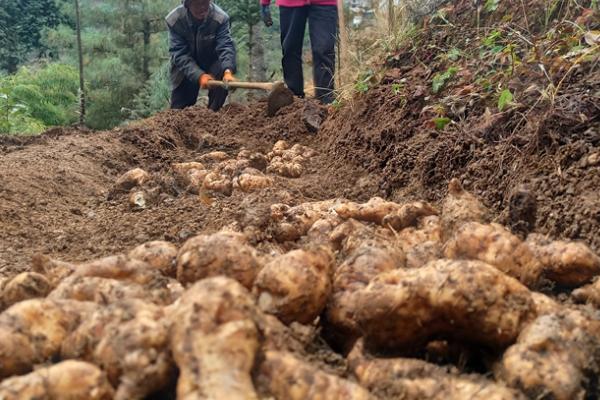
[279,5,338,104]
[170,61,229,111]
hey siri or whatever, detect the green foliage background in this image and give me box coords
[0,0,285,134]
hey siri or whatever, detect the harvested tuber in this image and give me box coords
[526,235,600,287]
[172,162,209,193]
[0,360,114,400]
[395,215,443,268]
[176,231,260,288]
[354,259,536,353]
[93,302,174,400]
[254,247,334,324]
[172,162,205,175]
[348,340,524,400]
[573,278,600,307]
[72,254,166,285]
[0,299,95,378]
[444,222,542,287]
[215,158,251,177]
[114,168,151,191]
[199,151,230,162]
[31,254,76,287]
[496,309,600,400]
[60,299,174,399]
[170,277,261,400]
[48,275,181,305]
[304,213,345,246]
[128,190,148,210]
[267,158,303,178]
[128,240,178,277]
[202,171,233,195]
[270,200,341,242]
[233,169,274,192]
[441,178,490,240]
[334,197,403,225]
[257,350,373,400]
[0,272,51,310]
[381,201,439,231]
[325,245,403,352]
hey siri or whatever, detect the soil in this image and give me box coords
[0,0,598,397]
[0,99,379,276]
[1,87,598,276]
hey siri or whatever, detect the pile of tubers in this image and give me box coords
[112,141,317,209]
[2,154,600,399]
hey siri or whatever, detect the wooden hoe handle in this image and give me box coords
[206,80,274,91]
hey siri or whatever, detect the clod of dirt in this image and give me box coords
[508,185,537,237]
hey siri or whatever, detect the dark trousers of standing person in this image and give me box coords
[170,61,229,111]
[279,5,338,104]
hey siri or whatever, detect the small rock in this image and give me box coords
[586,153,599,166]
[303,104,323,133]
[178,229,193,241]
[128,191,147,210]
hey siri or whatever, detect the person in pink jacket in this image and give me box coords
[260,0,338,104]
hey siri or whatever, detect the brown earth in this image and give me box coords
[0,1,598,398]
[0,99,379,276]
[0,91,598,276]
[1,0,597,278]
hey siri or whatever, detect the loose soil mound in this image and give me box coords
[322,0,599,251]
[0,99,375,275]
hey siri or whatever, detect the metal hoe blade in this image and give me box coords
[267,82,294,117]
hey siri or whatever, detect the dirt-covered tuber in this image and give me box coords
[354,259,536,352]
[0,272,51,310]
[257,350,373,400]
[0,360,114,400]
[176,231,260,288]
[128,240,178,277]
[444,222,542,286]
[441,178,491,240]
[170,277,260,400]
[254,247,334,324]
[496,309,600,399]
[348,340,524,400]
[527,235,600,287]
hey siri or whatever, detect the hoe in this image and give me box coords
[206,79,294,117]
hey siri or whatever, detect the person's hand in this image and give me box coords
[223,69,236,83]
[199,73,214,89]
[261,5,273,27]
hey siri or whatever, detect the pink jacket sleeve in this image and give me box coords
[261,0,271,5]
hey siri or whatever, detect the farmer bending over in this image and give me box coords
[166,0,237,111]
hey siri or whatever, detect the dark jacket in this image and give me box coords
[166,3,236,90]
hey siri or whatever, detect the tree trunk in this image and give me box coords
[142,19,151,81]
[249,24,266,82]
[74,0,85,126]
[247,23,266,100]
